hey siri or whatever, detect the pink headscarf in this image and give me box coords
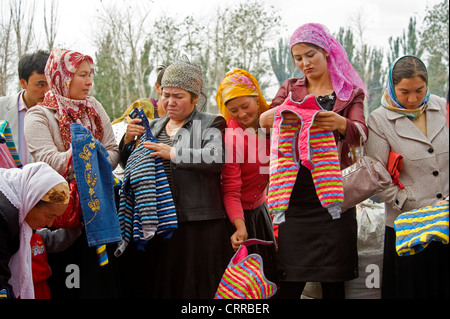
[40,48,104,150]
[290,23,368,101]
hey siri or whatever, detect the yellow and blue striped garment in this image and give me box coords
[394,203,449,256]
[0,120,22,168]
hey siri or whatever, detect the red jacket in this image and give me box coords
[30,233,51,299]
[271,77,368,169]
[221,119,270,223]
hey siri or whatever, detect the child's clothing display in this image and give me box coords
[268,94,344,224]
[115,113,177,257]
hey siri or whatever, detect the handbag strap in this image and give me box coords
[62,154,73,179]
[242,238,274,247]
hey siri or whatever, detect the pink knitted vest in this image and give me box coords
[268,94,344,224]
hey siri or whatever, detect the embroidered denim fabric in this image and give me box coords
[114,112,177,257]
[70,123,121,247]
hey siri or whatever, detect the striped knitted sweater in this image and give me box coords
[115,132,177,257]
[0,120,22,168]
[268,94,344,224]
[394,202,449,256]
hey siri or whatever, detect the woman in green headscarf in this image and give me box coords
[366,55,449,298]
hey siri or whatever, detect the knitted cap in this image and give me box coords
[162,61,203,96]
[161,60,207,109]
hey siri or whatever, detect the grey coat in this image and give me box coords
[366,94,449,227]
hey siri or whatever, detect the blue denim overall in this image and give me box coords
[70,123,121,247]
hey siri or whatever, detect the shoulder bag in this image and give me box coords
[341,138,392,211]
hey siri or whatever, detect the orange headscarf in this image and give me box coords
[216,69,269,122]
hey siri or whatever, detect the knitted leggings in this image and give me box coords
[268,94,344,224]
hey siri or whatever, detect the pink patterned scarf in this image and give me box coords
[40,48,104,150]
[290,23,368,101]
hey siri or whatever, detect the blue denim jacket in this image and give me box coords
[70,123,121,247]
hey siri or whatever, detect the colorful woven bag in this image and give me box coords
[215,239,277,299]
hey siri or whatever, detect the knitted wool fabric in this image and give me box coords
[394,202,449,256]
[268,94,343,224]
[215,239,277,299]
[0,120,22,168]
[267,123,300,222]
[115,134,177,257]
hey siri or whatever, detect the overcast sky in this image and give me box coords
[43,0,442,58]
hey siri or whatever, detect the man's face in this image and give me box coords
[20,71,49,108]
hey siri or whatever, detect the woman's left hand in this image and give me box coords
[143,142,176,160]
[314,111,347,136]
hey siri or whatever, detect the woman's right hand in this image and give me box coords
[281,111,300,124]
[230,218,248,251]
[123,118,146,145]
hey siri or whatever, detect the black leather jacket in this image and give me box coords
[0,191,19,297]
[120,108,227,223]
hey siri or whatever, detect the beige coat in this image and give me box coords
[24,99,119,176]
[366,94,449,227]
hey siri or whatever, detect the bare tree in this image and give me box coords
[43,0,59,52]
[0,13,13,96]
[350,9,380,117]
[93,0,153,115]
[10,0,36,59]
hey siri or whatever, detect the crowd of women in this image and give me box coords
[0,22,448,300]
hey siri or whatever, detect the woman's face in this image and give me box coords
[25,202,68,230]
[291,43,329,80]
[394,76,427,109]
[69,60,93,100]
[161,87,198,121]
[226,96,259,129]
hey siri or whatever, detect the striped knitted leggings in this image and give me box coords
[268,94,344,224]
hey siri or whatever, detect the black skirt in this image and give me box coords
[243,203,278,284]
[276,165,358,283]
[117,217,234,299]
[382,226,450,299]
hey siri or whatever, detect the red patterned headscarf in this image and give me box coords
[40,48,104,150]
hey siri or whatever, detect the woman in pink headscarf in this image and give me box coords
[260,23,368,299]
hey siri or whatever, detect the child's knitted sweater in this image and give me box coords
[268,94,344,224]
[115,131,177,257]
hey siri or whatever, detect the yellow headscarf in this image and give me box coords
[41,182,70,204]
[111,98,155,124]
[216,69,270,121]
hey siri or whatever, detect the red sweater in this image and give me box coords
[30,233,51,299]
[221,119,270,223]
